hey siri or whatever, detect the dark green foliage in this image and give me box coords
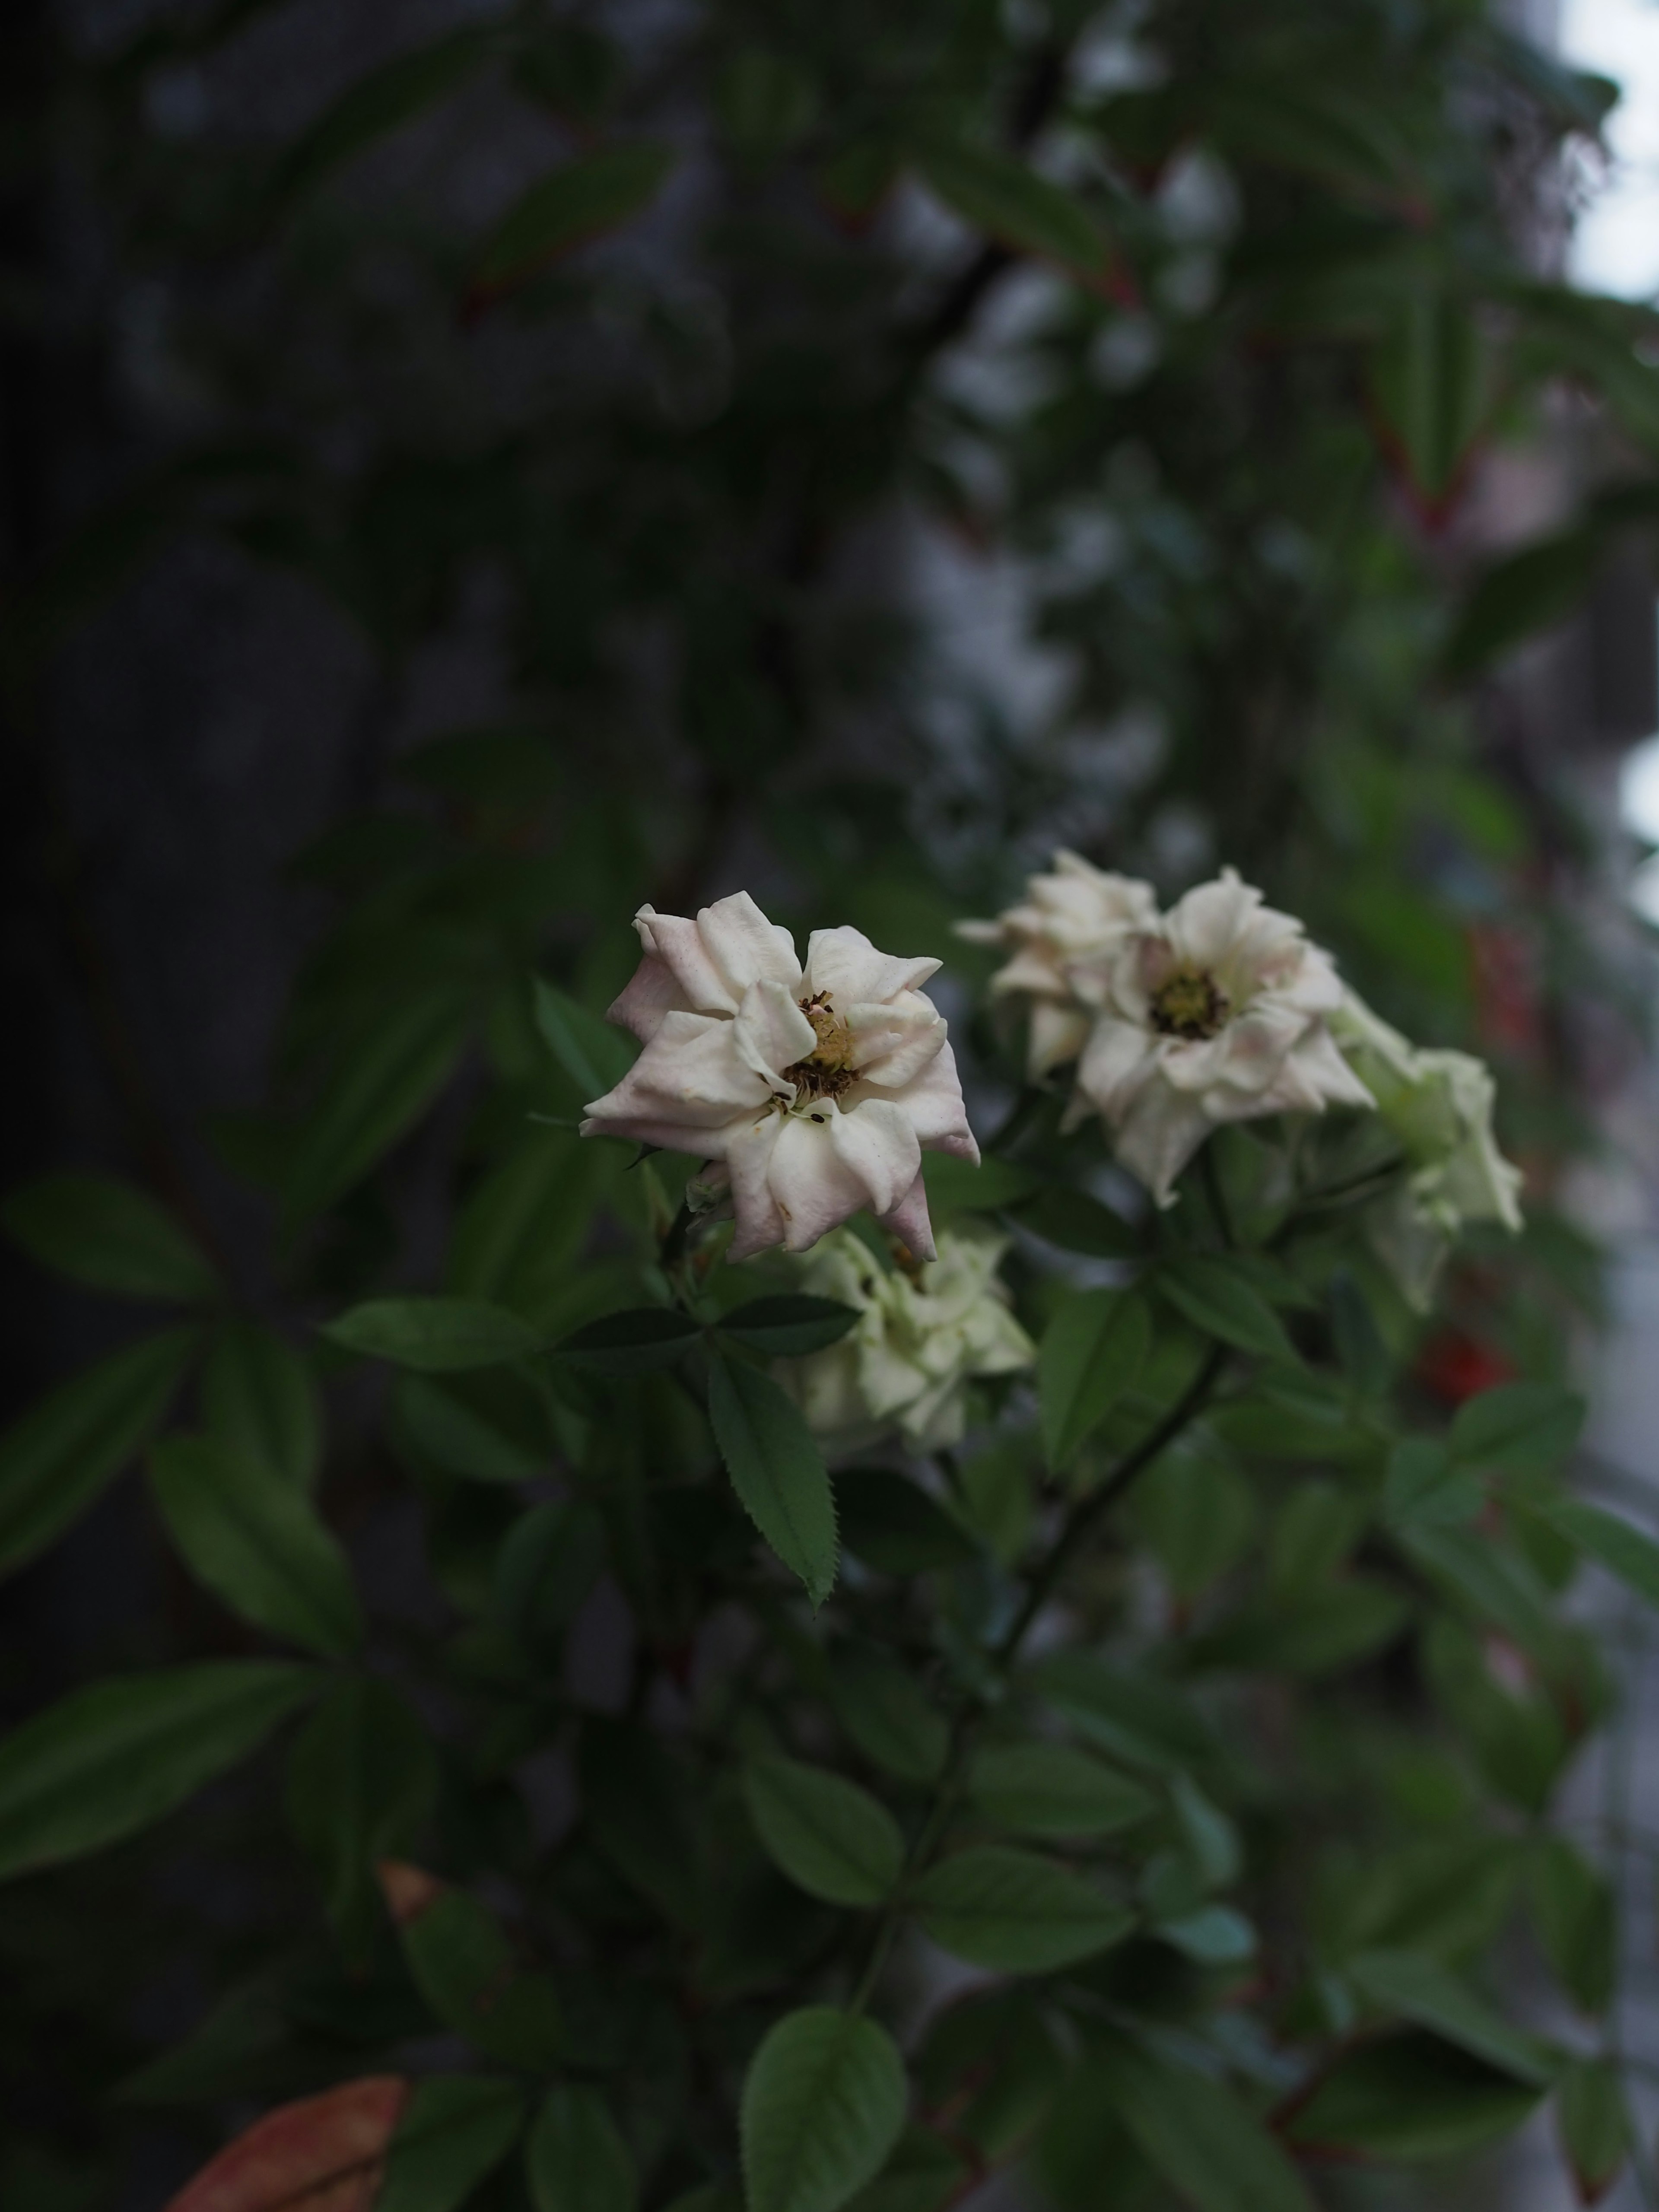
[0,0,1651,2204]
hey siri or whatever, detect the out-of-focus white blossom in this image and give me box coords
[780,1225,1035,1449]
[957,852,1157,1078]
[581,892,978,1261]
[1066,869,1374,1205]
[1329,991,1523,1306]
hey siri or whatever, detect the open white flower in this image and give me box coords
[958,852,1158,1078]
[582,892,978,1260]
[1328,990,1523,1306]
[781,1225,1036,1449]
[1069,868,1374,1205]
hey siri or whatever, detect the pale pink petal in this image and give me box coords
[766,1116,871,1252]
[606,952,688,1042]
[876,1170,937,1263]
[733,980,815,1092]
[804,926,941,1007]
[846,996,945,1087]
[828,1098,922,1216]
[699,891,801,998]
[635,907,739,1014]
[725,1113,789,1259]
[870,1039,979,1160]
[1164,1001,1303,1094]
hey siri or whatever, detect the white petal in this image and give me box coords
[767,1116,871,1253]
[1028,1001,1091,1077]
[1111,1080,1213,1206]
[584,1010,767,1137]
[606,951,687,1043]
[699,890,801,999]
[804,925,941,1006]
[829,1097,922,1216]
[733,979,815,1091]
[846,995,945,1087]
[1077,1015,1160,1116]
[635,906,740,1015]
[1164,869,1260,972]
[872,1039,979,1160]
[725,1113,789,1259]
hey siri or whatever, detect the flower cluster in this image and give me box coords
[582,893,978,1261]
[780,1225,1036,1450]
[964,861,1373,1204]
[1328,990,1524,1306]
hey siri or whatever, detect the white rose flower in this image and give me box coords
[958,852,1159,1078]
[581,892,979,1261]
[781,1224,1036,1450]
[1328,990,1523,1307]
[1068,868,1374,1205]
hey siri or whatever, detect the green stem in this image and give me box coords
[993,1343,1228,1667]
[847,1341,1228,2017]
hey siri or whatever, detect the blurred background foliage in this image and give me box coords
[4,0,1659,2204]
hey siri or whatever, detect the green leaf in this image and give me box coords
[0,1661,316,1881]
[1027,1653,1217,1773]
[827,1646,950,1784]
[968,1744,1155,1840]
[1287,2033,1543,2162]
[150,1434,362,1657]
[323,1296,543,1371]
[1,1172,218,1303]
[1528,1836,1615,2015]
[1400,1523,1560,1660]
[1157,1903,1257,1965]
[0,1327,198,1579]
[474,145,678,301]
[911,1845,1131,1971]
[525,2084,638,2212]
[1157,1258,1294,1363]
[1347,1950,1555,2083]
[1533,1497,1659,1610]
[922,1152,1043,1220]
[1382,1438,1482,1531]
[743,1754,904,1907]
[1449,1382,1585,1471]
[916,140,1111,276]
[280,28,501,199]
[284,988,472,1223]
[490,1501,606,1653]
[1014,1186,1138,1258]
[531,977,637,1099]
[556,1306,705,1374]
[741,2007,907,2212]
[1090,2039,1318,2212]
[581,1718,702,1929]
[1442,528,1601,678]
[1130,1445,1258,1602]
[706,1348,838,1608]
[285,1677,438,1958]
[392,1374,545,1483]
[378,2076,527,2212]
[448,1129,600,1321]
[202,1321,321,1489]
[835,1469,979,1575]
[721,1296,860,1357]
[398,1884,566,2069]
[1038,1290,1151,1471]
[1557,2057,1629,2205]
[1368,292,1490,499]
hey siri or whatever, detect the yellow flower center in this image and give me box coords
[1149,969,1230,1041]
[782,991,858,1103]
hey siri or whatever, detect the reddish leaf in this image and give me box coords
[166,2078,408,2212]
[378,1856,444,1925]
